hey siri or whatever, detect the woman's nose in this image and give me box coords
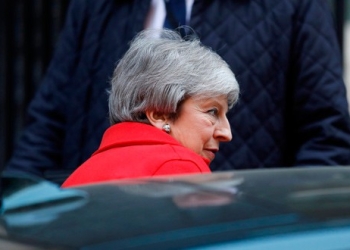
[214,117,232,142]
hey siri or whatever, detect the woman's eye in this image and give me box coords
[207,108,218,117]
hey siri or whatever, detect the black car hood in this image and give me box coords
[1,167,350,249]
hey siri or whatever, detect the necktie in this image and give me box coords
[163,0,186,30]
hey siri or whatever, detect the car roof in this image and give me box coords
[1,167,350,249]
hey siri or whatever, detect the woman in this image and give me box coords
[62,29,239,188]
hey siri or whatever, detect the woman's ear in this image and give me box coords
[146,110,168,130]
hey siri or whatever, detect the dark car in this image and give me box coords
[1,167,350,249]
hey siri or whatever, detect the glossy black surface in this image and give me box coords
[1,167,350,249]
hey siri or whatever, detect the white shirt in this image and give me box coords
[144,0,194,29]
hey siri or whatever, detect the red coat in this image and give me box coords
[62,122,211,187]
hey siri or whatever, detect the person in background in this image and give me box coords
[62,29,239,187]
[4,0,350,185]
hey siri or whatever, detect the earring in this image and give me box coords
[162,124,171,133]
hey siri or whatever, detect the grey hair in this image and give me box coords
[109,29,239,124]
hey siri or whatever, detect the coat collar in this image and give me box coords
[95,122,182,153]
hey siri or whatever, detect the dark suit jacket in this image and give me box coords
[6,0,350,184]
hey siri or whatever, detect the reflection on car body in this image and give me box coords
[1,167,350,249]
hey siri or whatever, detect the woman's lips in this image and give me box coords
[204,148,218,161]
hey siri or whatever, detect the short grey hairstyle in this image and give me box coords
[109,29,239,124]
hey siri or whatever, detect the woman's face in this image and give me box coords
[169,95,232,163]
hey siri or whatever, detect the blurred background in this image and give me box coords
[0,0,349,170]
